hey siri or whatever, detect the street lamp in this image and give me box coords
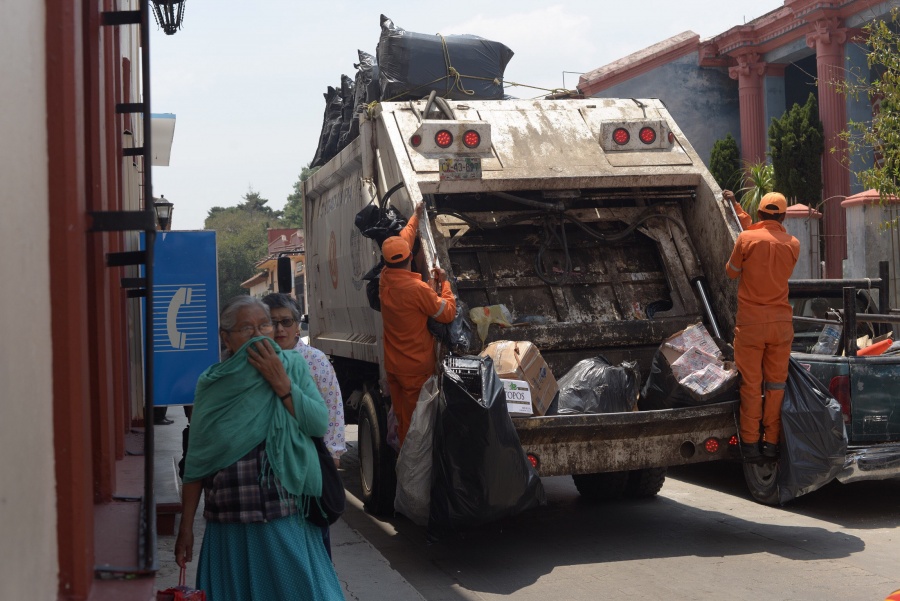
[153,195,174,231]
[151,0,186,35]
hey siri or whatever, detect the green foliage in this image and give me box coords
[738,161,775,219]
[709,133,742,192]
[837,8,900,202]
[205,189,283,306]
[768,93,824,204]
[282,164,320,229]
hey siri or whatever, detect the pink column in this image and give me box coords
[729,52,768,165]
[807,17,849,278]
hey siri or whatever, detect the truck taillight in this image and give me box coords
[704,438,720,454]
[612,128,630,145]
[728,435,739,446]
[410,134,422,147]
[526,453,539,469]
[435,130,453,148]
[463,130,480,148]
[639,126,657,144]
[828,375,852,423]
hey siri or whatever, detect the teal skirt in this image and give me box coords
[197,515,344,601]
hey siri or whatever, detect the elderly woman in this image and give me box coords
[174,296,343,600]
[262,293,346,557]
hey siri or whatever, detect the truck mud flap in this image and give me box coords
[513,401,739,476]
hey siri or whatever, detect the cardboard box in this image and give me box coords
[678,362,739,401]
[481,340,558,416]
[500,379,534,416]
[670,346,721,381]
[661,323,721,365]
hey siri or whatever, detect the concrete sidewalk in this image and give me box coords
[153,411,424,601]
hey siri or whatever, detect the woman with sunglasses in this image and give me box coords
[263,293,346,557]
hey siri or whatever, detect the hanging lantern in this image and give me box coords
[150,0,186,35]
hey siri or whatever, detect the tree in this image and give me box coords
[282,164,319,229]
[837,8,900,202]
[205,188,283,305]
[768,93,824,204]
[709,133,742,192]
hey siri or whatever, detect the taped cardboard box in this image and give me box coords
[481,341,558,415]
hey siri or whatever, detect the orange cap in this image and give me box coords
[382,236,411,264]
[759,192,787,215]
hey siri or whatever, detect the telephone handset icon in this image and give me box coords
[166,287,192,349]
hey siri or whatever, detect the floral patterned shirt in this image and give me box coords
[293,340,346,459]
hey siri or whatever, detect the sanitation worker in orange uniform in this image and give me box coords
[725,192,799,461]
[380,202,456,447]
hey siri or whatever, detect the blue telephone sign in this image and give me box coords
[142,231,220,406]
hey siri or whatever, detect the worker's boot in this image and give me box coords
[760,441,779,459]
[740,442,763,463]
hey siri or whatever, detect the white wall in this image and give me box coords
[0,3,58,600]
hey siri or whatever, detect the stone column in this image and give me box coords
[807,17,849,277]
[729,52,768,165]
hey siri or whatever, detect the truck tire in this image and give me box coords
[358,389,396,515]
[624,467,667,498]
[572,472,629,501]
[742,460,779,505]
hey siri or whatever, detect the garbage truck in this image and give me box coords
[303,96,747,514]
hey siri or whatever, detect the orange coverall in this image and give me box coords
[726,220,799,444]
[380,216,456,446]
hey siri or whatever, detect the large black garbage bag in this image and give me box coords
[558,357,640,414]
[427,300,478,355]
[377,15,514,102]
[639,345,739,410]
[311,85,345,167]
[429,356,545,534]
[337,74,357,150]
[776,358,847,504]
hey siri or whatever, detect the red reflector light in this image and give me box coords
[435,130,453,148]
[463,130,480,148]
[704,438,720,454]
[410,134,422,147]
[526,453,539,469]
[612,128,630,145]
[639,127,657,144]
[668,131,675,144]
[829,376,852,423]
[728,435,739,446]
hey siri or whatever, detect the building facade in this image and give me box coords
[580,0,898,278]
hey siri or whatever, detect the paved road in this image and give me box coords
[340,425,900,601]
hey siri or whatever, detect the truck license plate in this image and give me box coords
[439,157,482,181]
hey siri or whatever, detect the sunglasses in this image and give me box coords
[272,318,297,329]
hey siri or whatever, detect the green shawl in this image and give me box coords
[183,336,328,500]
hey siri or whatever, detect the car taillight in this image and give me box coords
[435,130,453,148]
[463,130,480,148]
[704,438,720,454]
[639,126,657,144]
[526,453,539,469]
[828,376,852,423]
[410,134,422,147]
[612,128,630,145]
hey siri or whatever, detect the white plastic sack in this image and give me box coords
[394,375,440,525]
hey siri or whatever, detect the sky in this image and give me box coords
[149,1,783,230]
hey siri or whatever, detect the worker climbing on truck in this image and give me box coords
[380,201,456,447]
[726,192,800,462]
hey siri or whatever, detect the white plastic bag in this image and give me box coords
[394,376,440,525]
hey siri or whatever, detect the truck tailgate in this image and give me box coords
[513,400,739,476]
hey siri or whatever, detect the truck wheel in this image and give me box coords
[742,460,779,505]
[572,472,628,501]
[358,389,396,515]
[624,467,667,498]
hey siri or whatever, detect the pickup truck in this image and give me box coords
[742,264,900,504]
[303,95,748,514]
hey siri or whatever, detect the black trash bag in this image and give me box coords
[362,259,384,312]
[557,357,641,414]
[427,300,478,355]
[337,74,357,150]
[429,356,545,535]
[311,85,345,167]
[639,340,739,410]
[775,358,847,504]
[354,202,408,246]
[377,15,514,102]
